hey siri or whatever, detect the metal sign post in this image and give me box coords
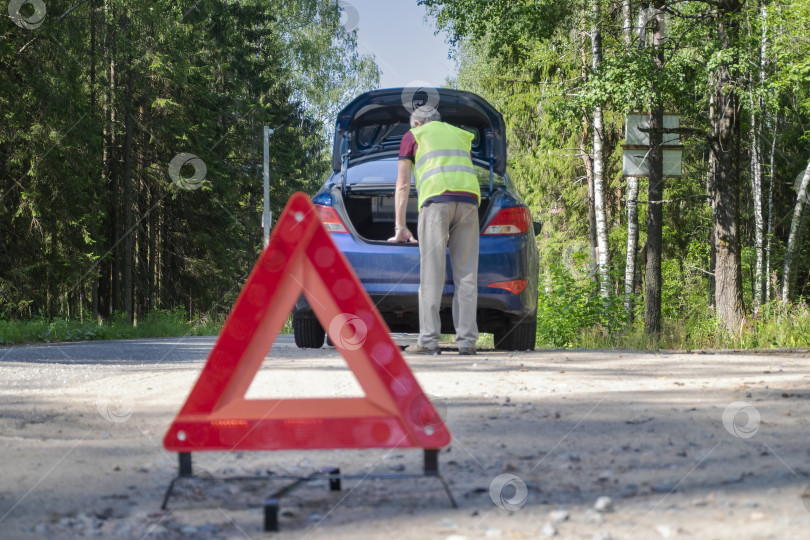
[263,126,274,247]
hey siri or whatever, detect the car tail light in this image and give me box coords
[486,280,528,294]
[482,207,532,235]
[315,205,348,233]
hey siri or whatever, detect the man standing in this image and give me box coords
[389,107,480,355]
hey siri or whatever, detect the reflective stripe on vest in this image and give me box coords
[414,149,471,171]
[411,121,480,209]
[419,164,477,184]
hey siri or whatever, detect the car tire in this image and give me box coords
[293,315,325,348]
[494,316,536,351]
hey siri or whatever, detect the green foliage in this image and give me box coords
[279,1,381,137]
[421,0,574,64]
[536,261,628,348]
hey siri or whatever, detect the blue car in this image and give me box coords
[293,88,540,350]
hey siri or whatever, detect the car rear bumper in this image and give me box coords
[293,229,537,332]
[294,299,531,334]
[294,259,536,334]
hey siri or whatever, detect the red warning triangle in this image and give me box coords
[163,192,450,452]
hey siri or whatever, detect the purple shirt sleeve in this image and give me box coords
[398,130,418,161]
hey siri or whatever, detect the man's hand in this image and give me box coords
[388,227,417,243]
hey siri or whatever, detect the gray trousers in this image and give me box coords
[417,201,479,348]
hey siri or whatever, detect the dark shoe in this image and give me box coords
[458,346,476,355]
[404,344,441,355]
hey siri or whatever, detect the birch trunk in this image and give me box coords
[750,107,764,309]
[622,0,632,45]
[624,177,640,319]
[582,129,599,281]
[781,162,810,301]
[591,0,609,297]
[622,0,639,320]
[765,116,777,303]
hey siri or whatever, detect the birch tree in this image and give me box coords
[781,162,810,300]
[590,0,610,296]
[764,116,777,303]
[623,0,640,320]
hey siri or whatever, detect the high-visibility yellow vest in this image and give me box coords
[410,121,480,209]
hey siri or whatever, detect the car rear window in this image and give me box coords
[355,123,481,152]
[343,159,506,186]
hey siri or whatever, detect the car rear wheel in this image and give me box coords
[293,315,325,348]
[494,316,536,351]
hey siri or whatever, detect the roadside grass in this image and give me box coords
[0,311,295,346]
[0,309,225,345]
[534,259,810,351]
[573,301,810,350]
[4,304,807,350]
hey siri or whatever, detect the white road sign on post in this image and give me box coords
[622,113,683,177]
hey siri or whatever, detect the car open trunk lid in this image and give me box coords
[332,88,507,177]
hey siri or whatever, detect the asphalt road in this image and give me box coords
[0,335,279,365]
[0,333,419,365]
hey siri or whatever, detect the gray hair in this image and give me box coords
[410,107,441,128]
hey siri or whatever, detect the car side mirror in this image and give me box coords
[533,221,542,236]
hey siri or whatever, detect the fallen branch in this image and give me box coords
[688,265,715,277]
[625,195,713,205]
